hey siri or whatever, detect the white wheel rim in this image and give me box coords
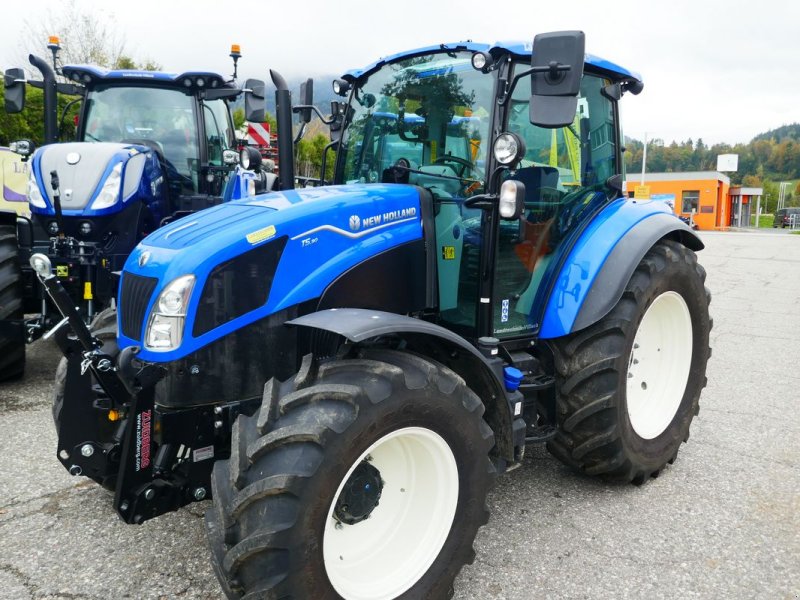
[323,426,459,600]
[626,291,693,440]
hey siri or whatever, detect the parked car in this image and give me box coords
[773,207,800,228]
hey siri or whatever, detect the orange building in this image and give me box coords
[625,171,740,230]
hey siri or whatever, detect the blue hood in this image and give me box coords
[119,184,424,361]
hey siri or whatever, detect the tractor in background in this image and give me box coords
[0,40,269,380]
[32,31,711,599]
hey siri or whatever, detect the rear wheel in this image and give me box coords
[547,240,711,483]
[0,220,25,382]
[206,349,495,599]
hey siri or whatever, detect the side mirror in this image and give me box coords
[298,78,314,124]
[244,78,266,123]
[4,68,27,113]
[529,31,585,128]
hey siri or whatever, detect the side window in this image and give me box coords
[203,100,234,167]
[492,69,619,338]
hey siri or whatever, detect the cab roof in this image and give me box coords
[342,40,642,84]
[61,64,238,91]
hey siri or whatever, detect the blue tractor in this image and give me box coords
[32,32,711,598]
[0,42,268,380]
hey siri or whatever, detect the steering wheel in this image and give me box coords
[433,155,474,177]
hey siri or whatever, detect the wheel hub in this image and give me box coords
[334,460,384,525]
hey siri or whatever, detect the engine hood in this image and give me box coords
[31,142,154,215]
[120,183,425,361]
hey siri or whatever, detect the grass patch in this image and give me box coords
[750,214,774,228]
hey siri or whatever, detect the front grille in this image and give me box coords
[120,273,158,340]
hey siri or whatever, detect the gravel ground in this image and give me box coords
[0,230,798,599]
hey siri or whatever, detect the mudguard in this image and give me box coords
[538,199,702,339]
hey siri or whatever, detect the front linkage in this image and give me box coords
[32,253,244,524]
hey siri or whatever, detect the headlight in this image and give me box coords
[90,162,123,210]
[28,169,46,208]
[493,132,526,167]
[145,275,195,351]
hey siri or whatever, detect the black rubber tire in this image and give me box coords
[0,221,25,381]
[52,307,119,428]
[547,239,712,484]
[206,349,496,599]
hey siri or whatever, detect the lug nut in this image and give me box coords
[214,420,223,429]
[144,488,155,500]
[120,501,129,512]
[68,465,82,476]
[81,444,94,457]
[193,487,207,501]
[214,406,223,415]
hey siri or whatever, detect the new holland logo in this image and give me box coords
[138,251,151,267]
[349,215,361,231]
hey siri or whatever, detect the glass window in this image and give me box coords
[339,52,494,197]
[682,191,700,213]
[492,69,619,338]
[203,99,235,166]
[83,86,199,193]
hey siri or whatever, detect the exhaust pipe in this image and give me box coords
[28,54,58,145]
[270,70,295,191]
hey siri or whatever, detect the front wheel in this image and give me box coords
[547,239,711,483]
[206,349,495,599]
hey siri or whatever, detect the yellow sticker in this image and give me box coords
[442,246,455,260]
[246,225,277,245]
[56,265,68,277]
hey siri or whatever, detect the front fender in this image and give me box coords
[538,199,702,339]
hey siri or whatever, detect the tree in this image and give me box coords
[16,0,159,74]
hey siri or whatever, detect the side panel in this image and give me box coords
[538,198,702,339]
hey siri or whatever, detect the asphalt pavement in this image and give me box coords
[1,230,798,599]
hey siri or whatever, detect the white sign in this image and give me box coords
[717,154,738,172]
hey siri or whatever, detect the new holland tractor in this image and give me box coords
[31,31,711,599]
[0,41,268,380]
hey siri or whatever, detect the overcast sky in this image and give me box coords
[2,0,797,145]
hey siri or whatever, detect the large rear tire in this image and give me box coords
[0,220,25,381]
[206,349,495,599]
[547,239,711,483]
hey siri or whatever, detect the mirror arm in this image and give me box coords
[498,63,571,106]
[293,122,307,145]
[292,104,335,125]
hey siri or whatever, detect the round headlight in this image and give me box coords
[183,78,192,88]
[196,77,205,88]
[493,132,526,166]
[240,148,251,170]
[332,78,350,97]
[79,221,92,236]
[471,51,493,72]
[47,221,59,235]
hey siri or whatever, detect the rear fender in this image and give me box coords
[539,200,703,339]
[288,308,520,462]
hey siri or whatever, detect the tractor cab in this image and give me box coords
[0,42,266,353]
[67,66,239,201]
[330,37,643,341]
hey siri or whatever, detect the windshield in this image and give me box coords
[339,51,495,197]
[83,86,199,191]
